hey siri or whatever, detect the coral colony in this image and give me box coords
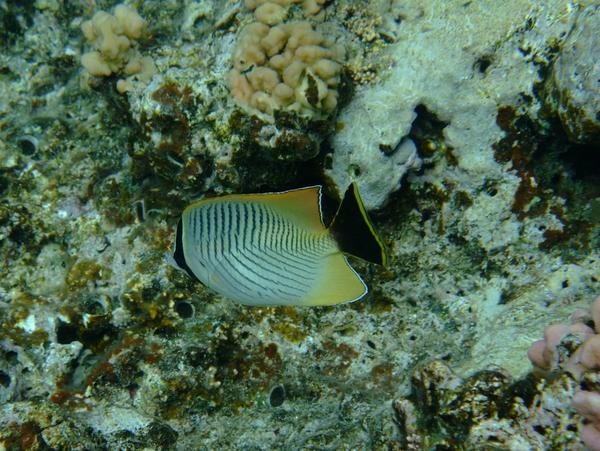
[81,5,156,93]
[529,296,600,451]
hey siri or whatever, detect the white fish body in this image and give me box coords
[173,185,384,306]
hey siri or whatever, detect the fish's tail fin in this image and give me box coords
[328,183,388,266]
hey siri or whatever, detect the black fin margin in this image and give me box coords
[328,183,388,266]
[173,218,201,282]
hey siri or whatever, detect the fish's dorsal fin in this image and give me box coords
[183,185,325,234]
[217,185,325,233]
[261,185,324,231]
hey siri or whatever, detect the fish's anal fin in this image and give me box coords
[328,182,388,266]
[304,254,367,306]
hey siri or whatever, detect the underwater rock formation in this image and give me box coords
[326,0,594,209]
[544,4,600,144]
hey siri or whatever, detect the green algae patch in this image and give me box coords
[365,289,396,314]
[66,260,110,290]
[494,104,599,259]
[121,277,179,331]
[261,307,311,343]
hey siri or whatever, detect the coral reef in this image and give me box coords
[245,0,328,21]
[0,0,598,449]
[229,20,344,117]
[229,0,341,119]
[81,4,156,93]
[224,0,348,186]
[393,294,600,451]
[380,294,600,449]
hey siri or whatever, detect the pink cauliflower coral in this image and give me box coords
[528,295,600,451]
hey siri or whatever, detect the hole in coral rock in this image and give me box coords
[408,104,449,159]
[175,300,194,319]
[56,320,78,344]
[269,384,285,407]
[379,143,394,155]
[0,370,10,387]
[349,164,361,177]
[17,136,38,156]
[4,351,17,365]
[474,55,493,74]
[84,300,106,315]
[482,179,499,197]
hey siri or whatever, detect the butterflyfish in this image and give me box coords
[172,183,387,306]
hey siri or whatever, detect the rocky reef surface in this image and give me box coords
[0,0,598,449]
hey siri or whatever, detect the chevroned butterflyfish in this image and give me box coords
[172,183,387,306]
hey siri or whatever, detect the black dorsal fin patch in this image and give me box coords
[328,183,387,266]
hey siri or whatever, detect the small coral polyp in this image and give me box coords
[229,1,344,118]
